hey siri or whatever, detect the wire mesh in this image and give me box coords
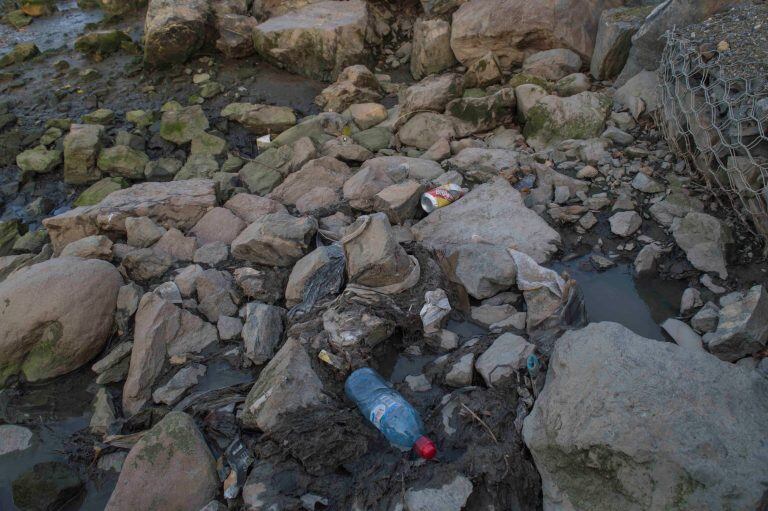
[658,26,768,242]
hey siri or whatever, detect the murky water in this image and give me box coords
[0,369,117,511]
[553,256,686,341]
[0,0,103,53]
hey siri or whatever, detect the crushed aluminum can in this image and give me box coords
[420,183,466,213]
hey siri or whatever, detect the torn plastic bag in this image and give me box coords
[289,244,346,319]
[527,276,588,355]
[508,249,565,297]
[420,288,451,335]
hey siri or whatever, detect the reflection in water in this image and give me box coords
[553,257,686,341]
[0,369,117,511]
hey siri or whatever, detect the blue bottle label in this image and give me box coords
[369,395,400,429]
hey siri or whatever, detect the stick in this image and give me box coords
[460,403,498,444]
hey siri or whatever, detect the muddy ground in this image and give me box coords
[2,1,768,510]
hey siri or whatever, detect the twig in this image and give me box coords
[460,403,498,444]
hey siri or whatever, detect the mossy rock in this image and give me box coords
[20,321,64,381]
[82,108,115,125]
[73,176,129,206]
[239,159,284,195]
[19,0,55,17]
[74,30,132,61]
[16,145,61,173]
[190,132,227,156]
[508,73,552,92]
[462,88,487,98]
[12,228,49,253]
[3,10,32,28]
[160,105,209,145]
[0,219,21,256]
[175,154,219,180]
[523,92,611,151]
[199,81,222,99]
[45,117,71,130]
[39,126,63,146]
[97,145,149,179]
[126,109,154,127]
[77,0,101,8]
[352,126,392,152]
[0,42,39,68]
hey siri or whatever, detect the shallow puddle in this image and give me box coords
[0,369,117,511]
[553,256,686,341]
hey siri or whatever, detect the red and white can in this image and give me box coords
[421,183,466,213]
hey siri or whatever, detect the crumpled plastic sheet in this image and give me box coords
[288,244,346,319]
[420,288,451,334]
[508,249,565,298]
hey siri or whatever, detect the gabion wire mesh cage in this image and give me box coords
[657,16,768,243]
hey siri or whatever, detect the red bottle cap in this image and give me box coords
[413,436,437,460]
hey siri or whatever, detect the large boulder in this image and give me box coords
[523,91,611,150]
[105,412,218,511]
[590,5,649,80]
[446,242,517,299]
[122,293,180,415]
[122,293,217,414]
[449,0,633,69]
[342,156,441,211]
[252,0,376,81]
[0,257,122,386]
[43,179,216,254]
[224,193,288,223]
[412,178,560,264]
[268,157,350,207]
[523,322,768,510]
[411,18,457,80]
[614,69,659,115]
[671,212,731,279]
[231,213,317,267]
[707,285,768,362]
[216,13,259,58]
[143,0,212,67]
[522,48,581,81]
[314,65,382,113]
[617,0,740,84]
[398,112,458,150]
[342,212,414,288]
[400,73,463,115]
[242,302,285,364]
[443,147,520,183]
[444,88,516,135]
[221,102,296,134]
[239,337,326,432]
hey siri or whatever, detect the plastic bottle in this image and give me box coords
[527,354,541,378]
[344,367,437,460]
